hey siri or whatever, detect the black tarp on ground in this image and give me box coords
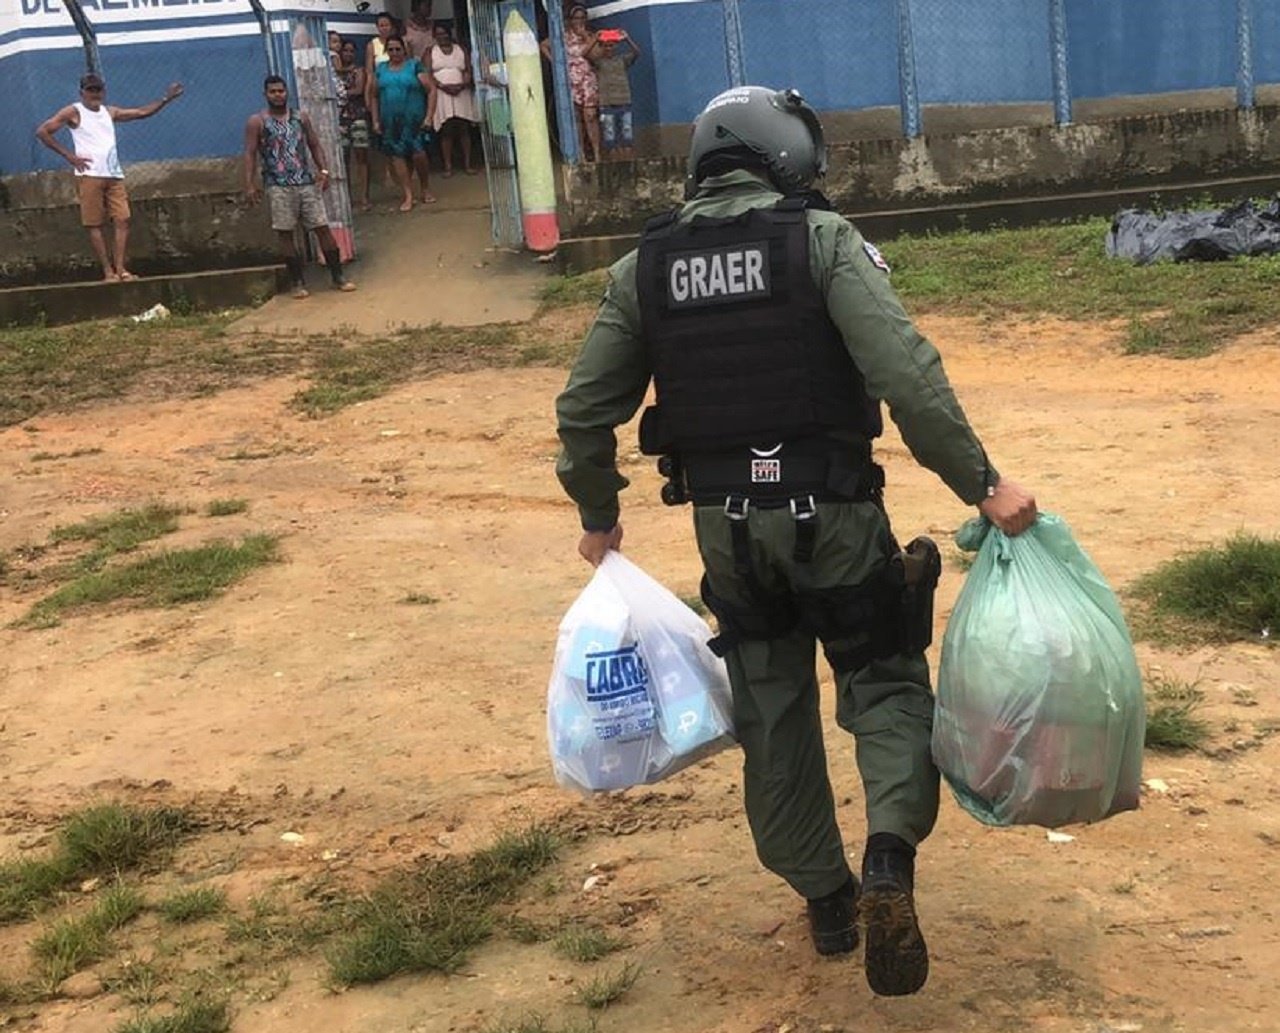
[1106,198,1280,264]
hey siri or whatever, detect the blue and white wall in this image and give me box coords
[581,0,1273,133]
[0,0,383,177]
[2,0,1274,178]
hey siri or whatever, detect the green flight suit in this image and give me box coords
[555,170,996,901]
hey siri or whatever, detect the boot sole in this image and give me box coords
[859,888,929,996]
[812,924,860,956]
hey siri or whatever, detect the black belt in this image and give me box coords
[684,450,883,507]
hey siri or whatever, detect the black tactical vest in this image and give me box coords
[635,198,882,457]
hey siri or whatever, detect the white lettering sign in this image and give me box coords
[666,243,769,308]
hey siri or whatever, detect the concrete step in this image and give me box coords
[0,265,288,328]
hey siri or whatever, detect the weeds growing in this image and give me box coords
[481,1016,599,1033]
[1145,673,1210,751]
[32,882,145,984]
[114,998,231,1033]
[49,503,185,575]
[204,499,249,518]
[553,926,624,963]
[158,887,226,924]
[1130,534,1280,643]
[326,825,559,985]
[574,961,641,1010]
[19,534,280,627]
[0,805,190,923]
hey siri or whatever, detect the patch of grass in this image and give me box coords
[0,313,243,427]
[19,534,280,627]
[101,957,168,1006]
[326,825,560,986]
[50,502,185,574]
[882,218,1280,356]
[505,915,552,944]
[1129,534,1280,644]
[291,324,523,418]
[401,592,438,606]
[30,447,104,462]
[1145,673,1210,751]
[574,961,641,1010]
[0,804,190,923]
[0,976,36,1005]
[553,926,624,963]
[538,271,609,309]
[32,882,145,983]
[158,887,226,924]
[224,893,330,957]
[115,998,231,1033]
[481,1016,599,1033]
[204,499,248,518]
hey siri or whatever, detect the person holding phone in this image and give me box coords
[589,27,640,161]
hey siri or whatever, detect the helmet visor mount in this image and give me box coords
[687,85,827,198]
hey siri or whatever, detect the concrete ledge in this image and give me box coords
[0,265,287,328]
[556,171,1280,274]
[564,104,1280,239]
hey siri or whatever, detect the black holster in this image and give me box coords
[701,535,942,672]
[894,536,942,654]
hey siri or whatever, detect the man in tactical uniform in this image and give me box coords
[554,86,1037,997]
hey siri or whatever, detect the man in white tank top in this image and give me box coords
[36,73,184,283]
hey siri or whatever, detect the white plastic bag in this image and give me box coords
[547,552,736,793]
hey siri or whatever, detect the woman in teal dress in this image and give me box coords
[370,35,437,210]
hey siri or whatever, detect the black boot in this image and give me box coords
[859,833,928,996]
[806,872,860,956]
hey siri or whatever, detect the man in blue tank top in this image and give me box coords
[243,75,356,299]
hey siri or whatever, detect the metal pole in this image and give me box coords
[62,0,101,76]
[723,0,746,87]
[247,0,279,76]
[1237,0,1255,110]
[545,0,581,164]
[895,0,921,138]
[1049,0,1071,125]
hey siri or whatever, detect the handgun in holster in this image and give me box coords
[892,536,942,653]
[657,454,689,506]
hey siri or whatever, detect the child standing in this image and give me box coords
[590,29,640,161]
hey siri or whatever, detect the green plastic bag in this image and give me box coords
[932,514,1145,828]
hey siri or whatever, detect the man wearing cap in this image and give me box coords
[36,74,184,282]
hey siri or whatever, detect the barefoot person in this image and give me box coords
[370,35,437,211]
[35,73,184,282]
[243,76,357,299]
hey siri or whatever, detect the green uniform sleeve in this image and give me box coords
[554,253,651,531]
[813,215,997,505]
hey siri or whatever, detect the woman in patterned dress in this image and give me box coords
[544,4,601,162]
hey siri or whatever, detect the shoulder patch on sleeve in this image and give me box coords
[862,240,891,275]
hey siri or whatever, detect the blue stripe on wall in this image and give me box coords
[911,0,1053,105]
[737,0,899,111]
[4,34,274,176]
[641,1,729,123]
[1067,0,1237,99]
[1255,1,1280,86]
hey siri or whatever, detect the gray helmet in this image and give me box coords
[686,86,827,198]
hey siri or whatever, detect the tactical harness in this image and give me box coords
[633,196,942,673]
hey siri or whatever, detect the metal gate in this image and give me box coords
[468,0,531,248]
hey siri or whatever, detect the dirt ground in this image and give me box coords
[1,309,1279,1033]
